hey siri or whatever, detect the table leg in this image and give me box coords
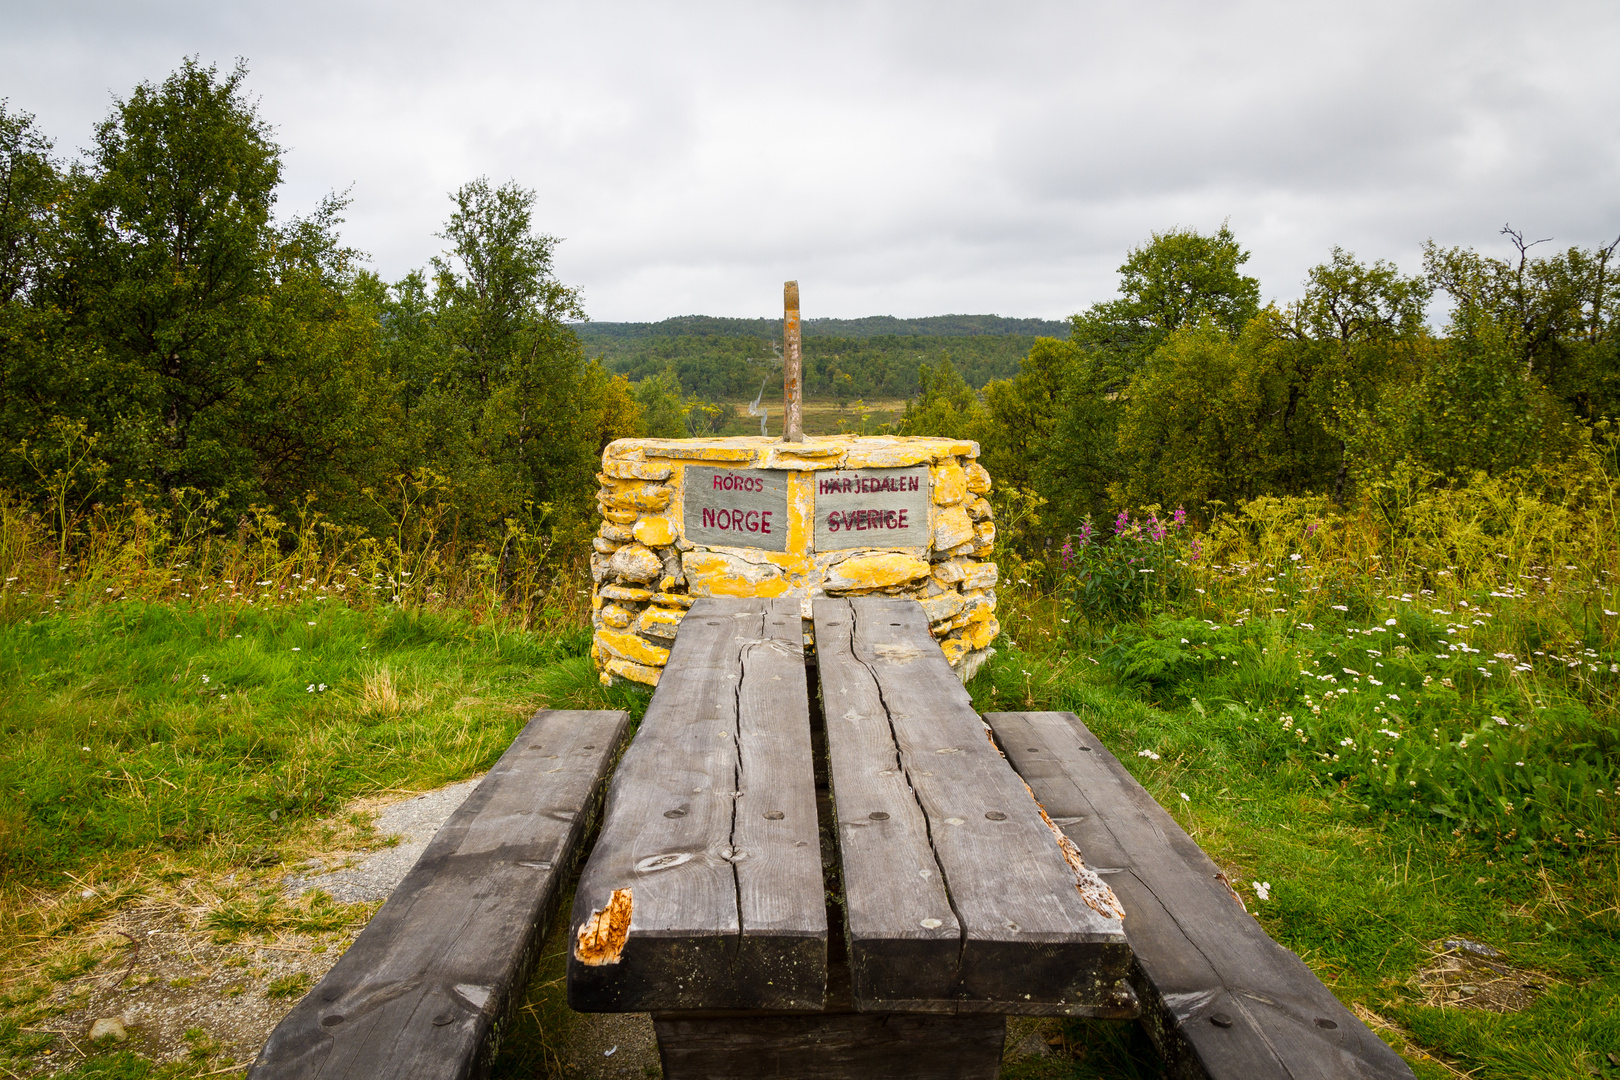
[652,1011,1006,1080]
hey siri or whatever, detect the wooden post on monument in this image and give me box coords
[783,280,804,442]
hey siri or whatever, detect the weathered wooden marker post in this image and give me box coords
[783,280,804,443]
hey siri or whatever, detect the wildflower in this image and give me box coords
[1340,737,1355,747]
[1387,694,1401,702]
[292,647,301,651]
[1172,506,1186,528]
[1137,749,1161,761]
[1331,604,1348,612]
[308,684,316,692]
[1179,793,1190,802]
[201,674,210,684]
[1605,609,1618,617]
[1252,881,1271,900]
[1113,510,1130,535]
[1378,729,1400,740]
[1289,553,1301,561]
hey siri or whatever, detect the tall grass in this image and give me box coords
[0,471,596,631]
[1046,468,1620,866]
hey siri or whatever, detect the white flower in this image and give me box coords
[1331,604,1348,611]
[292,647,301,651]
[1515,762,1524,767]
[1385,618,1398,626]
[307,621,317,626]
[1379,729,1400,740]
[1137,749,1161,761]
[307,684,316,693]
[1289,553,1302,561]
[1340,737,1355,747]
[1253,881,1271,900]
[1179,792,1190,802]
[1493,716,1509,726]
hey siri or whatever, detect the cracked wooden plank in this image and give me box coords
[568,597,826,1012]
[813,597,1134,1015]
[248,708,630,1080]
[985,710,1415,1080]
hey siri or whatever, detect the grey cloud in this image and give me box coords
[1,0,1616,320]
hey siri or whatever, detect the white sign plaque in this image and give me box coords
[682,466,791,552]
[813,466,932,551]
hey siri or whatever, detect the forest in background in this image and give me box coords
[2,57,1619,573]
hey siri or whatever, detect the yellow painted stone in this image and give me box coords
[642,444,757,462]
[633,515,676,547]
[637,606,685,639]
[596,628,671,667]
[972,520,996,553]
[965,616,1000,651]
[939,636,969,666]
[600,603,634,630]
[965,462,992,493]
[961,561,999,590]
[684,551,789,597]
[920,590,966,624]
[602,507,638,525]
[609,543,664,584]
[824,553,930,591]
[598,483,672,512]
[605,656,662,686]
[931,559,967,585]
[965,496,992,522]
[933,505,975,550]
[600,522,634,542]
[933,463,967,506]
[592,536,621,554]
[842,441,942,469]
[601,458,674,481]
[599,584,654,602]
[591,593,604,612]
[653,591,695,608]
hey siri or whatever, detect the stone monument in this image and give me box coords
[590,433,999,686]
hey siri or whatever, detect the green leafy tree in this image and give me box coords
[1071,222,1261,365]
[59,58,284,494]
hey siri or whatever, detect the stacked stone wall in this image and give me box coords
[590,435,999,686]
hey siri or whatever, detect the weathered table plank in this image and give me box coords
[985,710,1416,1080]
[813,596,1134,1015]
[568,597,826,1012]
[248,708,630,1080]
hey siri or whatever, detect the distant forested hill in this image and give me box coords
[576,314,1069,399]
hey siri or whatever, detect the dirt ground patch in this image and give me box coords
[1415,938,1555,1013]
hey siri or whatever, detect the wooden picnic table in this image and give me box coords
[566,596,1134,1078]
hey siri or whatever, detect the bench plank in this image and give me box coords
[814,597,1133,1015]
[984,710,1416,1080]
[249,708,630,1080]
[568,597,826,1012]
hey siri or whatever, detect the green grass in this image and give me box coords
[967,613,1620,1078]
[2,555,1615,1076]
[0,599,646,1077]
[0,601,643,882]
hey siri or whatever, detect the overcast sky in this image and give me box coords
[3,1,1618,322]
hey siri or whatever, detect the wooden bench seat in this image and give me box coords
[567,597,827,1013]
[249,708,630,1080]
[813,597,1135,1016]
[984,710,1417,1080]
